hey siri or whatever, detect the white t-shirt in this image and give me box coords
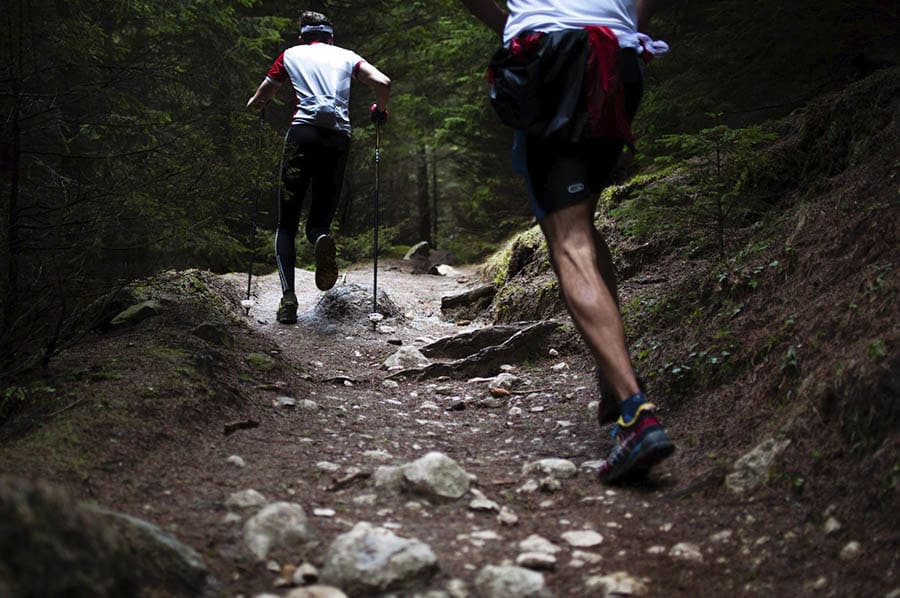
[266,42,364,134]
[503,0,640,48]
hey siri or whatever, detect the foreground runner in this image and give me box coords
[247,11,391,324]
[460,0,675,483]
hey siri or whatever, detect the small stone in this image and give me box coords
[669,542,704,563]
[517,479,539,494]
[469,488,500,512]
[561,530,604,548]
[824,517,842,536]
[222,512,243,525]
[226,455,246,468]
[489,372,521,390]
[518,534,561,555]
[313,508,336,518]
[572,550,603,564]
[382,379,400,389]
[274,396,297,408]
[646,545,666,555]
[362,449,393,461]
[522,458,577,479]
[548,348,559,357]
[446,578,468,598]
[316,461,341,473]
[585,571,648,596]
[471,530,501,541]
[297,399,319,411]
[285,586,348,598]
[551,362,569,371]
[498,506,519,526]
[539,477,561,492]
[805,577,828,591]
[516,552,557,571]
[352,494,378,505]
[710,529,733,543]
[508,406,524,416]
[226,489,268,511]
[475,565,550,598]
[383,345,430,370]
[580,460,604,472]
[839,541,862,561]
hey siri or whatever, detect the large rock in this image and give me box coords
[0,476,214,596]
[725,437,791,493]
[401,452,471,499]
[306,283,402,332]
[474,565,552,598]
[320,522,438,595]
[243,502,311,561]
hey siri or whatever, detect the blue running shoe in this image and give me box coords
[597,401,674,483]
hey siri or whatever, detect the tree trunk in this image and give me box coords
[416,144,431,245]
[430,146,438,249]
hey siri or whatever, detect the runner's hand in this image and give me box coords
[370,104,388,125]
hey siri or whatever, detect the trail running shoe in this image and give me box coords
[314,234,338,291]
[597,402,675,483]
[596,368,647,425]
[276,291,298,324]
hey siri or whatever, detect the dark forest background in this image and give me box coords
[2,0,897,380]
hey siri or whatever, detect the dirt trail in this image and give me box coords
[136,262,868,596]
[1,258,889,597]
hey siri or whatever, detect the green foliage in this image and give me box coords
[612,120,777,255]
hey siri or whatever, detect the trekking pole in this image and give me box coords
[242,107,266,316]
[372,122,381,318]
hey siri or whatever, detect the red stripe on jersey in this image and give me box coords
[266,52,288,83]
[353,60,364,79]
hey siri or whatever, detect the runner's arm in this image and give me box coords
[636,0,657,33]
[356,61,392,112]
[246,79,279,110]
[459,0,508,36]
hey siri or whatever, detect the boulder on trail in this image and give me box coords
[725,437,791,494]
[0,476,214,596]
[400,451,472,500]
[474,564,552,598]
[320,522,439,595]
[304,283,402,331]
[242,502,311,561]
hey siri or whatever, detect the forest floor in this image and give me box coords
[1,249,896,597]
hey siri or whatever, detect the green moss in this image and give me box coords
[245,352,276,371]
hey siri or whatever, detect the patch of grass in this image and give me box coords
[867,339,887,363]
[245,352,276,371]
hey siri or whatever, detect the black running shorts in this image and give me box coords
[512,48,644,220]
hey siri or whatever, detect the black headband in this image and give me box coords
[300,24,334,36]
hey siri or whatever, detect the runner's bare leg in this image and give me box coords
[540,199,638,404]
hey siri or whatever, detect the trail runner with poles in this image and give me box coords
[247,11,391,325]
[459,0,675,483]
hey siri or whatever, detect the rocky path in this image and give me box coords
[133,261,859,597]
[3,261,876,598]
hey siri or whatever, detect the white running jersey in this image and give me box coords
[503,0,640,48]
[266,42,364,135]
